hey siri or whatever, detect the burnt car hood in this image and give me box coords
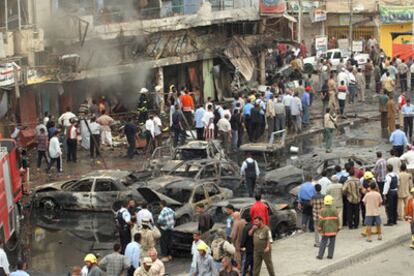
[137,187,182,206]
[173,221,226,234]
[264,165,303,182]
[34,180,71,192]
[145,175,187,189]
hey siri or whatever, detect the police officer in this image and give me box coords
[383,164,399,226]
[117,201,132,254]
[240,154,260,197]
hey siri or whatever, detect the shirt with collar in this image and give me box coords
[48,136,62,158]
[389,129,408,146]
[401,104,414,117]
[124,242,141,269]
[384,172,400,195]
[298,182,316,202]
[243,103,254,117]
[10,270,29,276]
[195,107,206,128]
[89,122,101,135]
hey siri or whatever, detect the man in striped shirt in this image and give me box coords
[157,200,176,262]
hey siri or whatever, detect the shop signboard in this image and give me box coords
[380,5,414,24]
[288,1,319,13]
[259,0,286,14]
[310,8,327,22]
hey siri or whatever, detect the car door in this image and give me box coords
[204,182,222,204]
[91,178,121,211]
[218,162,241,189]
[197,163,219,183]
[68,178,94,210]
[191,184,209,209]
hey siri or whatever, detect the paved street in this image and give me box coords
[335,243,414,276]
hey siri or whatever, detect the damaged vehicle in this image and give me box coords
[138,180,232,225]
[239,130,286,171]
[146,140,227,172]
[261,148,374,196]
[259,165,304,195]
[171,198,297,253]
[33,170,143,211]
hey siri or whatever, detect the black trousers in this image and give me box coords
[241,252,253,276]
[90,134,100,158]
[245,177,256,197]
[160,228,172,257]
[66,138,77,162]
[393,145,404,157]
[47,157,61,172]
[347,202,360,229]
[386,190,398,224]
[119,227,131,254]
[127,266,136,276]
[318,236,336,258]
[360,200,366,224]
[196,127,204,140]
[400,73,407,92]
[404,117,413,139]
[37,150,48,168]
[126,136,136,158]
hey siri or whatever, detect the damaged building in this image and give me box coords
[0,0,294,136]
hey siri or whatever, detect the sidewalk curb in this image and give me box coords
[310,232,409,276]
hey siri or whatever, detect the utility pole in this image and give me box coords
[298,0,303,42]
[349,0,353,52]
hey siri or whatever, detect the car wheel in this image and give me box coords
[275,222,288,238]
[303,63,314,73]
[40,198,59,210]
[177,215,190,226]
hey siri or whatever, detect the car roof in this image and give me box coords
[177,140,221,150]
[83,170,131,179]
[211,197,257,210]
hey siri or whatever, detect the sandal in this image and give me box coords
[366,239,372,242]
[378,235,382,240]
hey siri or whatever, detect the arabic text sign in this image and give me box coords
[315,36,327,56]
[0,64,15,87]
[260,0,286,14]
[380,5,414,24]
[352,41,363,52]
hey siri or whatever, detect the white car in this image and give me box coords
[303,49,369,73]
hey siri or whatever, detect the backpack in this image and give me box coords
[211,239,225,260]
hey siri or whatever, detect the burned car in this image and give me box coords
[161,159,242,191]
[138,180,232,225]
[171,198,297,253]
[146,140,227,171]
[33,170,143,211]
[239,130,286,171]
[260,165,304,195]
[261,148,374,196]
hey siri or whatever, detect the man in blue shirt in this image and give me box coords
[243,99,254,141]
[302,87,311,125]
[298,175,316,232]
[195,105,205,140]
[401,99,414,140]
[125,233,141,276]
[389,124,408,157]
[10,261,29,276]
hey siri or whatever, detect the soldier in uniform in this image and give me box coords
[249,216,275,276]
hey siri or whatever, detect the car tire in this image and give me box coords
[275,222,288,238]
[40,198,59,210]
[177,215,190,226]
[303,63,314,74]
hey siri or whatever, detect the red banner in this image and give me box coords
[392,43,414,60]
[260,0,286,14]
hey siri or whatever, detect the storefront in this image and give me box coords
[379,5,414,59]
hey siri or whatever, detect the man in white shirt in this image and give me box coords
[89,116,101,158]
[136,203,154,228]
[337,68,350,86]
[66,119,79,162]
[400,145,414,165]
[58,107,76,129]
[318,171,331,195]
[153,113,162,147]
[35,119,47,136]
[0,239,10,275]
[387,149,402,174]
[290,92,302,133]
[47,131,62,173]
[145,115,155,153]
[217,114,232,153]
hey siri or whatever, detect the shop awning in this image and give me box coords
[224,37,255,81]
